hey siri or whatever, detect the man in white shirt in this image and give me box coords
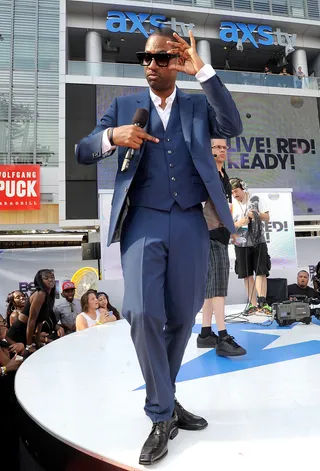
[76,27,242,465]
[231,178,271,314]
[54,281,81,334]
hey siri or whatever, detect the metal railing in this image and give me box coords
[68,61,320,90]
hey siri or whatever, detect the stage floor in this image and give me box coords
[16,304,320,471]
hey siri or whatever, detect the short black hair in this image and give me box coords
[148,27,178,42]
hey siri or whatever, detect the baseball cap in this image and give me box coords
[62,281,75,291]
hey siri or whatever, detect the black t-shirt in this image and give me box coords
[209,168,231,245]
[287,283,318,299]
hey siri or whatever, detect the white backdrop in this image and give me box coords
[98,189,299,306]
[229,188,297,272]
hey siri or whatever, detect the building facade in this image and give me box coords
[60,0,320,230]
[0,0,60,229]
[1,0,320,231]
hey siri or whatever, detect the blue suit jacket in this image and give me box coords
[76,75,243,245]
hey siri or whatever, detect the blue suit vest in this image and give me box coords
[128,98,208,211]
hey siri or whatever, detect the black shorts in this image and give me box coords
[234,243,270,279]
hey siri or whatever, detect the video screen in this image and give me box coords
[96,85,320,217]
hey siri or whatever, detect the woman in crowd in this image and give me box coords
[97,291,120,320]
[0,314,25,372]
[0,314,24,471]
[76,290,117,330]
[7,269,59,352]
[6,290,26,327]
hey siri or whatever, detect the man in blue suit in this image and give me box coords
[76,28,242,465]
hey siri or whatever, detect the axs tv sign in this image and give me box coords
[220,21,296,49]
[106,11,194,38]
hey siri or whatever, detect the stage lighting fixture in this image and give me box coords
[285,44,295,56]
[277,56,288,67]
[236,38,243,52]
[103,39,119,53]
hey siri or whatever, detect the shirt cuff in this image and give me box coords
[102,128,116,155]
[195,64,216,83]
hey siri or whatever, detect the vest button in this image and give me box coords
[173,192,178,197]
[169,163,174,168]
[167,150,172,154]
[171,177,176,182]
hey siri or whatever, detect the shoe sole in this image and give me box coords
[139,449,168,466]
[216,350,247,357]
[197,344,217,349]
[177,422,208,431]
[139,426,178,465]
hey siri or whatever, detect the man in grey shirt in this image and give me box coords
[54,281,81,334]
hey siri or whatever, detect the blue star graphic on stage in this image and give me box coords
[135,318,320,390]
[176,319,320,384]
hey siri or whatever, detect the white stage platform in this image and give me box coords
[16,304,320,471]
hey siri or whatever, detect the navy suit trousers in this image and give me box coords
[120,203,209,423]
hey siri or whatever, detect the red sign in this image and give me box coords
[0,165,41,210]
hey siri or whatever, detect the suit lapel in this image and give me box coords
[177,88,193,152]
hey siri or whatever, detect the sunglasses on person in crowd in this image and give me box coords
[136,52,179,67]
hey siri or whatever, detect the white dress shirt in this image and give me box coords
[101,64,216,154]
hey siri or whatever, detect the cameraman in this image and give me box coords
[288,270,318,299]
[231,178,271,314]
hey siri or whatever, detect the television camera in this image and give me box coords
[272,296,320,327]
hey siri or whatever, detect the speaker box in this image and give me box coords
[267,278,288,304]
[82,242,101,261]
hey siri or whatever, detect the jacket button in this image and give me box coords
[167,150,172,154]
[125,188,128,192]
[166,138,170,142]
[173,192,178,197]
[171,177,176,182]
[169,163,174,168]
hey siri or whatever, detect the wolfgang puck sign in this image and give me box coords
[0,165,40,210]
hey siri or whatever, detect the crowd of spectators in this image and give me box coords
[0,269,120,470]
[262,64,307,88]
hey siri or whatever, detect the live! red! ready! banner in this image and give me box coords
[0,165,41,210]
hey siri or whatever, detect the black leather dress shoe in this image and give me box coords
[174,399,208,431]
[139,413,179,465]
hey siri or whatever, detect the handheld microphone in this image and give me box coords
[121,108,149,172]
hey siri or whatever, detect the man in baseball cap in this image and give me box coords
[54,280,81,334]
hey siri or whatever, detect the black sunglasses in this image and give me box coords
[136,52,179,67]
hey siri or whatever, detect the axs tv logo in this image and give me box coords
[106,11,194,38]
[220,21,296,49]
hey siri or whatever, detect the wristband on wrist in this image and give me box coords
[1,366,7,376]
[26,343,36,351]
[107,127,115,146]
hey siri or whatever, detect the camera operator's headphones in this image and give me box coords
[229,177,248,192]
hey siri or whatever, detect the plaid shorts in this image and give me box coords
[205,239,230,299]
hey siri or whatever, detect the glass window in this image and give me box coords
[289,0,306,17]
[307,0,320,19]
[271,0,289,16]
[214,0,233,9]
[0,0,60,166]
[234,0,251,10]
[253,1,271,13]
